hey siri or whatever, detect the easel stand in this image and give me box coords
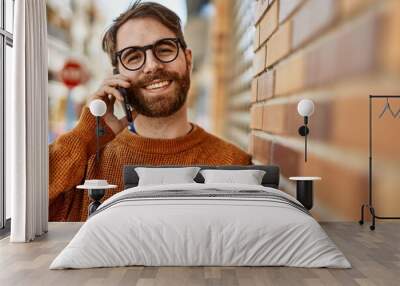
[359,95,400,230]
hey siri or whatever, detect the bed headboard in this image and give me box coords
[123,165,280,189]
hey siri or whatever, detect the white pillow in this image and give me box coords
[200,169,266,185]
[135,167,201,186]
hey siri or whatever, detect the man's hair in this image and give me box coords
[102,0,187,70]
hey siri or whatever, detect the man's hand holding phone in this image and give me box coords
[87,74,137,135]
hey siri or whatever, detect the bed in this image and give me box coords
[49,165,351,269]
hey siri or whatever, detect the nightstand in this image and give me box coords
[289,177,321,210]
[77,180,117,216]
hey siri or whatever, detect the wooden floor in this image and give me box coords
[0,222,399,286]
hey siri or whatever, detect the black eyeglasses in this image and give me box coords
[115,37,184,71]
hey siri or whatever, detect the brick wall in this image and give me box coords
[251,0,400,221]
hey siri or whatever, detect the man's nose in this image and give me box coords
[142,50,163,73]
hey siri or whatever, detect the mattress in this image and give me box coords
[50,183,351,269]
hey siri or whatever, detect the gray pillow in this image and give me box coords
[200,169,266,185]
[135,167,201,186]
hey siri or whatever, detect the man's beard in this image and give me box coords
[126,67,190,118]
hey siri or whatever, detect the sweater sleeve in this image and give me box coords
[48,107,116,203]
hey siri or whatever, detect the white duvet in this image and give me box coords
[50,183,351,269]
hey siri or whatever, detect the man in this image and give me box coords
[49,1,252,222]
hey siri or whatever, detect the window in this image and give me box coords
[5,0,13,33]
[0,0,14,236]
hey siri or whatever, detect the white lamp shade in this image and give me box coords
[297,99,315,117]
[89,99,107,117]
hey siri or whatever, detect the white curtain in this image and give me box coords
[7,0,49,242]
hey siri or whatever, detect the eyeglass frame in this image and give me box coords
[115,37,186,71]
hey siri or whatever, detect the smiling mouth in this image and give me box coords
[144,80,172,90]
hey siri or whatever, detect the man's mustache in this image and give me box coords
[132,70,181,88]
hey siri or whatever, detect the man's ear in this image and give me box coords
[184,48,193,72]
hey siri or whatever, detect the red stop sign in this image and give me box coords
[59,59,89,89]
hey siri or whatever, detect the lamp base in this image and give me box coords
[88,188,105,216]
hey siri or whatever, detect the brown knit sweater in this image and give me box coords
[49,107,252,221]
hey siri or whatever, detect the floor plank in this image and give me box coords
[0,222,399,286]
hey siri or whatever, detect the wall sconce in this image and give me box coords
[89,99,107,163]
[297,99,315,162]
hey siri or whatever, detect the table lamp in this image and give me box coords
[81,100,115,216]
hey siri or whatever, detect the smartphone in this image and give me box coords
[113,69,135,131]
